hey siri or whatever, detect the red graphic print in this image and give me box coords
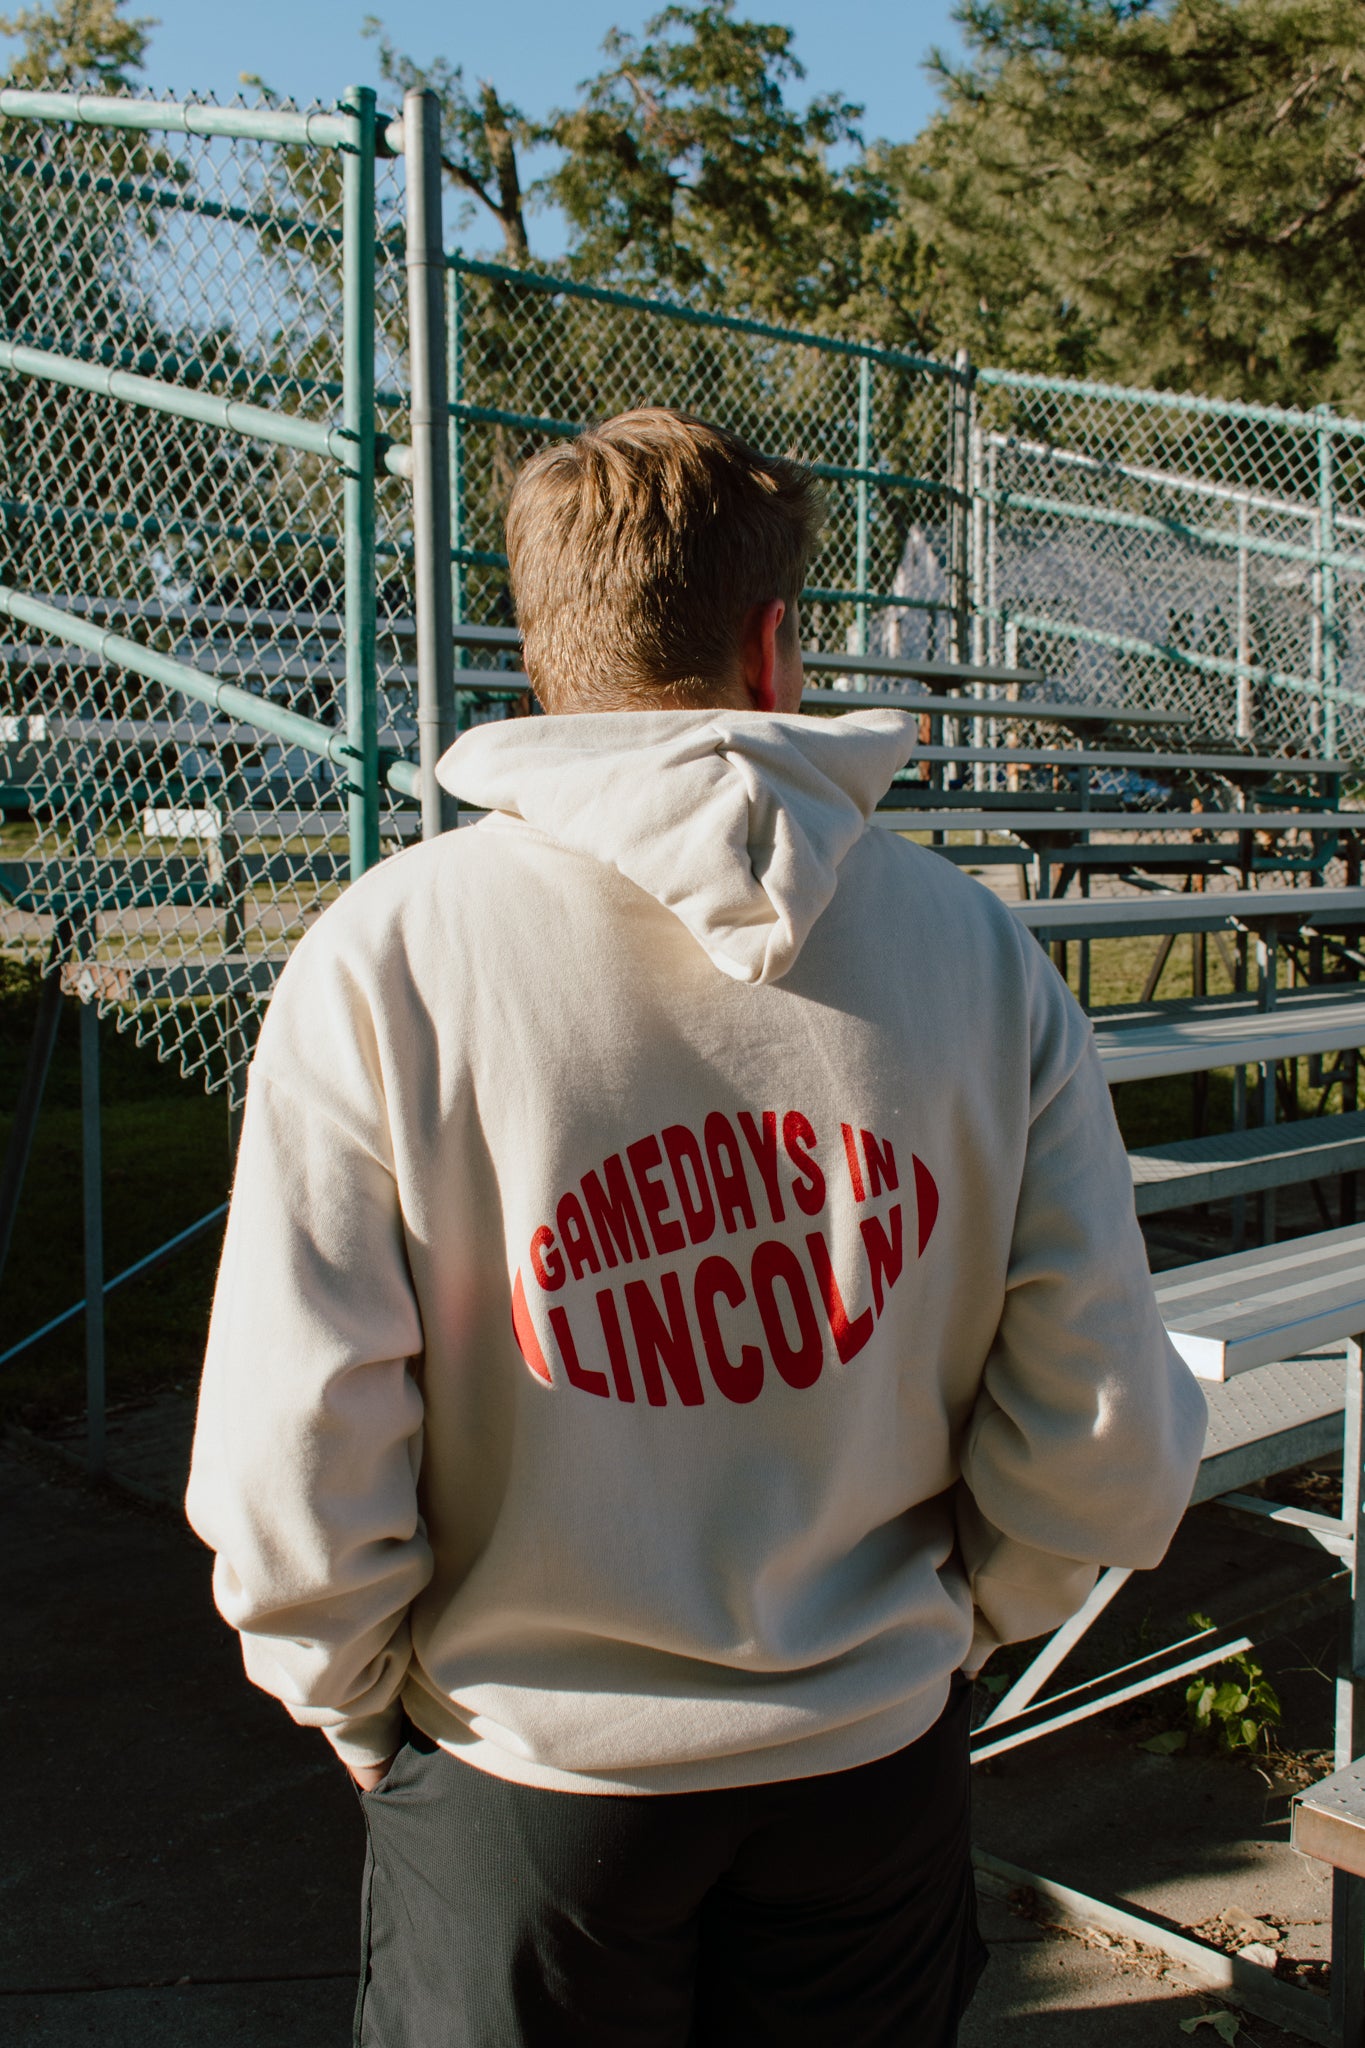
[805,1229,875,1364]
[625,1271,706,1407]
[511,1270,552,1384]
[751,1240,824,1390]
[913,1154,939,1256]
[516,1110,939,1405]
[860,1205,903,1317]
[694,1255,764,1404]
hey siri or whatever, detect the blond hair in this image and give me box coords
[505,407,824,711]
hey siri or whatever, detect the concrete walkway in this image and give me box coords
[1,1429,1334,2046]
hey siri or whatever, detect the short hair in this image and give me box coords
[505,407,825,711]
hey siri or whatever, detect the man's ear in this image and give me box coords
[739,599,786,712]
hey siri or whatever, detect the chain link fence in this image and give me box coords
[0,86,421,1109]
[4,106,1365,1127]
[444,260,1365,791]
[975,369,1365,770]
[446,256,970,674]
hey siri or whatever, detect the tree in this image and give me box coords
[366,3,901,336]
[0,0,153,90]
[363,17,534,264]
[880,0,1365,407]
[543,1,880,328]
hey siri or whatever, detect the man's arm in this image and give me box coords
[956,940,1208,1669]
[186,1061,433,1774]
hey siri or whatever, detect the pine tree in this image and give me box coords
[880,0,1365,406]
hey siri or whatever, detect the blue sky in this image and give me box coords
[3,1,966,257]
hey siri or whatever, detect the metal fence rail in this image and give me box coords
[0,83,417,1111]
[974,370,1365,765]
[3,85,1365,1138]
[444,254,973,674]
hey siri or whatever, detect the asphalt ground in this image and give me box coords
[2,1444,358,2047]
[1,1429,1334,2046]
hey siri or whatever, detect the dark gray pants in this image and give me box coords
[354,1679,985,2048]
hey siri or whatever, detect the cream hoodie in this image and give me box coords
[187,708,1206,1790]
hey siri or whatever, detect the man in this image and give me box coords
[187,407,1206,2047]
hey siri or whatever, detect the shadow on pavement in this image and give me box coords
[1,1445,363,2045]
[3,1435,1330,2047]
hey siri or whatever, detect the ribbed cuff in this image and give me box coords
[321,1705,405,1771]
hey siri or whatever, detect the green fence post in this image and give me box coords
[951,348,974,667]
[342,84,380,880]
[80,991,105,1478]
[1318,405,1339,759]
[854,353,871,662]
[447,255,468,728]
[969,412,986,795]
[0,951,64,1296]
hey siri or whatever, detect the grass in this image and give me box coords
[1067,925,1243,1149]
[1064,923,1352,1147]
[0,955,229,1430]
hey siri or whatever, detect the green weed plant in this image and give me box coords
[1183,1613,1283,1756]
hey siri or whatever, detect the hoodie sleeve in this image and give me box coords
[956,937,1208,1672]
[186,1019,432,1770]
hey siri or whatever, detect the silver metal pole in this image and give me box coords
[986,439,999,785]
[342,85,380,880]
[403,87,458,836]
[1319,406,1339,759]
[970,418,986,802]
[80,993,105,1478]
[854,354,871,665]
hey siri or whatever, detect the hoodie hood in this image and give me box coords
[436,708,915,986]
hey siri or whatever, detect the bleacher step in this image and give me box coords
[1132,1109,1365,1214]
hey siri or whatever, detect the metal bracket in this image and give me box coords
[1214,1490,1354,1561]
[971,1569,1349,1763]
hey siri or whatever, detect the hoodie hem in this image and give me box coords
[398,1679,954,1796]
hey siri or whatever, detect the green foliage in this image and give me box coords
[369,2,909,340]
[368,0,1365,400]
[0,0,152,92]
[363,16,534,263]
[543,1,883,328]
[22,0,1365,414]
[1180,2014,1241,2044]
[1183,1612,1283,1753]
[884,0,1365,406]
